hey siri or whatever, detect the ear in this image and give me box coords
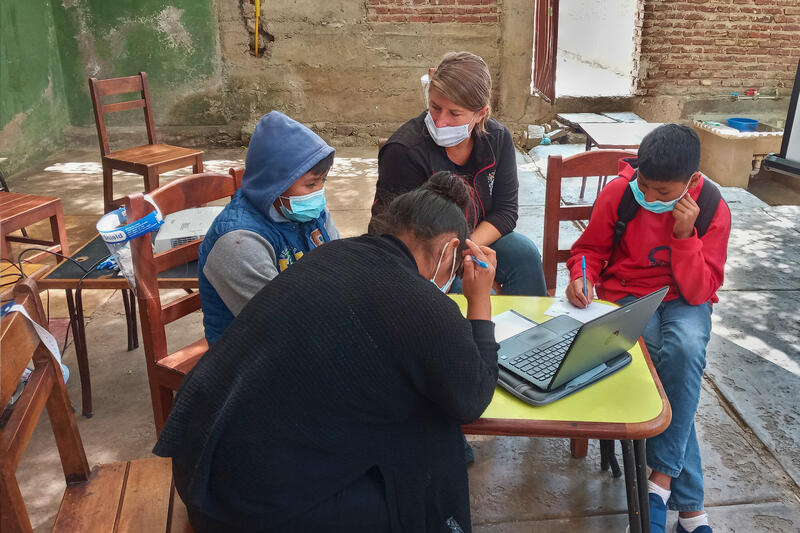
[477,105,490,122]
[688,171,702,190]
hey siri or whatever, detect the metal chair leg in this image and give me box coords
[622,440,643,533]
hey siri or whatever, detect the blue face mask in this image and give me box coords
[279,188,327,223]
[629,177,689,214]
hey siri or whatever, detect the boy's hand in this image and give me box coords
[672,193,700,239]
[566,278,594,309]
[462,239,496,320]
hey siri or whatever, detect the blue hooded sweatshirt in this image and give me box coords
[198,111,338,344]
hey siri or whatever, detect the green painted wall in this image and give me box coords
[60,0,220,127]
[0,0,72,175]
[0,0,220,175]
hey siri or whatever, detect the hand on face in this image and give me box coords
[672,192,700,239]
[461,238,496,300]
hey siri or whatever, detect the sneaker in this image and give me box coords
[648,492,668,533]
[676,522,712,533]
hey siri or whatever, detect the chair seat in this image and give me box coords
[53,456,192,533]
[0,192,61,227]
[105,144,203,169]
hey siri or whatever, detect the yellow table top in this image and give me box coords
[452,295,667,428]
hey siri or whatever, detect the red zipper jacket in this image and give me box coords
[566,159,731,305]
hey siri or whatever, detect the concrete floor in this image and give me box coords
[6,146,800,532]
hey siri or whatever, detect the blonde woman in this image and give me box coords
[370,51,546,296]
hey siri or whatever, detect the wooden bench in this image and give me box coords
[0,279,192,532]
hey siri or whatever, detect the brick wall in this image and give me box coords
[639,0,800,96]
[366,0,499,24]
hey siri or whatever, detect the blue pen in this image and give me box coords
[471,255,489,269]
[581,256,588,300]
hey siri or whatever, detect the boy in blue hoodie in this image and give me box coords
[199,111,339,344]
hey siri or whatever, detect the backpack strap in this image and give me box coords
[693,178,722,237]
[598,174,722,275]
[598,179,639,275]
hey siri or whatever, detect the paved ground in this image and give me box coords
[7,145,800,532]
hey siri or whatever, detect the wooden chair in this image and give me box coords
[542,150,635,460]
[0,192,69,264]
[0,279,192,533]
[127,169,242,434]
[542,150,636,296]
[89,72,204,213]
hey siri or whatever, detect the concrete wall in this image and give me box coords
[219,0,501,140]
[558,0,637,76]
[0,0,73,175]
[2,0,797,174]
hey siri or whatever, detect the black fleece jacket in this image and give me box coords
[154,234,499,532]
[370,111,520,236]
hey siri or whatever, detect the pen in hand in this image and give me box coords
[581,256,589,305]
[471,255,489,269]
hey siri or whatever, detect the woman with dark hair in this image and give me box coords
[371,51,547,296]
[154,171,500,533]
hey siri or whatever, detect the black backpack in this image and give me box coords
[601,158,723,273]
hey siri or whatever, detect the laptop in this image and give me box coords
[497,287,668,405]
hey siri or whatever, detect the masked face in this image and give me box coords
[279,188,327,223]
[429,241,458,293]
[424,112,476,148]
[629,174,691,214]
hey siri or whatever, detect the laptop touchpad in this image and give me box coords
[499,327,559,360]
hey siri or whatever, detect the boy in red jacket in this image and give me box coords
[566,124,730,533]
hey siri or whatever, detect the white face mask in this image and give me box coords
[424,111,475,148]
[429,241,457,293]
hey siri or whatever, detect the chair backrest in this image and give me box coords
[542,150,636,295]
[88,72,157,157]
[0,279,90,532]
[126,169,242,370]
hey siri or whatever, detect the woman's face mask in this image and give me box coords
[279,188,327,223]
[430,241,458,293]
[629,177,690,214]
[424,111,476,148]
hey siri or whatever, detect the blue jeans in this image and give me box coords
[618,295,712,512]
[451,231,547,296]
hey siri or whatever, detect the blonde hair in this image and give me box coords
[429,51,492,135]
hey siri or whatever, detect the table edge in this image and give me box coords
[463,339,672,440]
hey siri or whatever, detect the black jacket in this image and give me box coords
[154,234,499,532]
[371,112,519,235]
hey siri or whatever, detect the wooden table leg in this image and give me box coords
[570,438,588,458]
[634,439,650,532]
[622,440,644,533]
[65,289,93,417]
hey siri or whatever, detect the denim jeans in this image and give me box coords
[451,231,547,296]
[618,295,712,512]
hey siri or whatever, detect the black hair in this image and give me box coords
[370,171,473,254]
[308,151,335,176]
[637,123,701,182]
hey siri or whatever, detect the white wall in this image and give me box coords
[558,0,637,76]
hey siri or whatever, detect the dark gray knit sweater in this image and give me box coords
[154,234,499,532]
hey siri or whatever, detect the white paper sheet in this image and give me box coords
[492,310,537,342]
[544,298,618,323]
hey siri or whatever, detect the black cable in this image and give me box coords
[60,255,108,356]
[16,248,90,278]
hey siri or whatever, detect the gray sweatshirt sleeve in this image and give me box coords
[324,208,341,240]
[202,230,279,316]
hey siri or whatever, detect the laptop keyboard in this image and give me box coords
[507,327,581,382]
